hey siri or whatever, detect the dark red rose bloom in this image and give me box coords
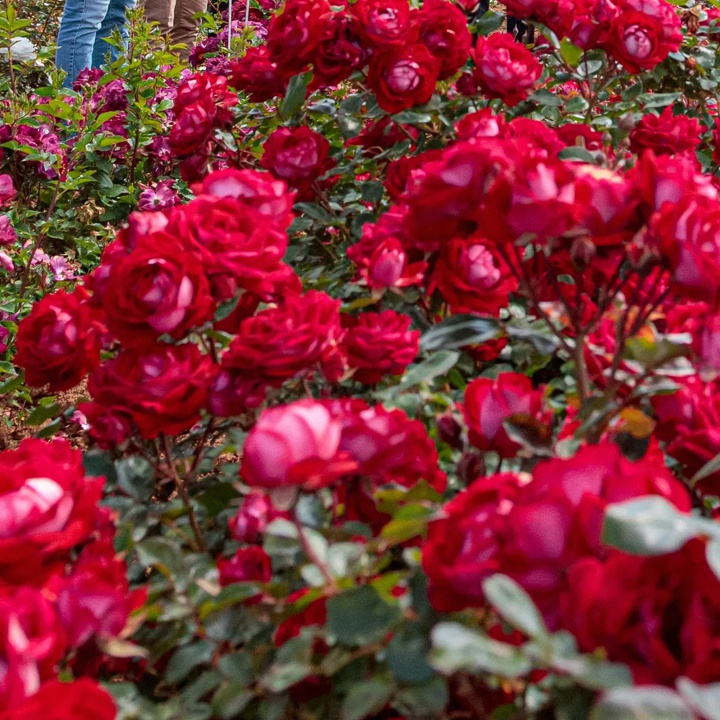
[14,288,103,392]
[168,96,217,156]
[218,546,272,587]
[422,444,691,619]
[649,195,720,304]
[229,490,288,544]
[455,108,506,142]
[556,122,605,152]
[76,404,134,451]
[260,127,334,197]
[653,377,720,495]
[311,14,369,89]
[342,310,419,383]
[630,107,702,156]
[384,149,444,200]
[417,0,472,79]
[604,3,682,74]
[228,47,288,102]
[434,236,517,316]
[0,679,116,720]
[367,44,441,114]
[173,72,236,115]
[352,0,418,47]
[102,231,215,348]
[561,541,720,685]
[50,540,142,648]
[241,400,358,490]
[471,33,542,106]
[87,344,214,440]
[167,195,293,301]
[463,372,548,458]
[557,0,618,49]
[219,290,344,386]
[194,168,295,230]
[0,587,66,708]
[266,0,332,75]
[0,439,103,587]
[0,216,16,246]
[332,402,448,492]
[207,367,268,418]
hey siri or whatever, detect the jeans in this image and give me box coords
[143,0,208,60]
[56,0,136,86]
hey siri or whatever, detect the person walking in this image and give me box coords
[56,0,136,86]
[143,0,208,60]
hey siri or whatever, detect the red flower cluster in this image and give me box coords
[0,439,139,718]
[422,443,701,683]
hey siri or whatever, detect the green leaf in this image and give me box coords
[560,38,583,67]
[676,677,720,720]
[624,336,689,369]
[116,456,155,501]
[198,583,261,620]
[327,586,402,646]
[166,642,213,684]
[395,676,449,717]
[391,110,432,125]
[281,72,310,118]
[394,351,460,392]
[637,92,682,108]
[197,482,240,518]
[212,682,253,720]
[482,575,549,640]
[136,537,187,581]
[421,315,500,352]
[430,623,532,678]
[590,687,694,720]
[386,622,435,684]
[26,402,60,426]
[558,146,597,163]
[261,661,314,693]
[341,679,394,720]
[473,10,504,35]
[531,89,564,107]
[602,497,698,556]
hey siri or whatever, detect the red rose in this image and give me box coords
[471,33,542,106]
[218,546,272,587]
[228,47,288,102]
[463,373,548,458]
[195,168,295,230]
[0,588,66,708]
[311,14,369,89]
[333,402,447,492]
[649,196,720,304]
[173,72,236,115]
[219,290,343,386]
[102,231,215,348]
[342,310,419,383]
[207,368,268,418]
[167,195,293,301]
[168,96,216,157]
[87,344,214,439]
[76,403,134,450]
[229,490,288,544]
[434,237,517,315]
[422,444,691,619]
[0,679,116,720]
[367,44,441,114]
[417,0,473,79]
[352,0,418,47]
[347,117,418,156]
[561,541,720,684]
[0,216,16,246]
[274,590,327,647]
[266,0,332,75]
[357,238,426,290]
[51,540,140,648]
[557,0,619,49]
[0,175,16,207]
[241,400,358,490]
[455,108,506,142]
[604,5,682,74]
[629,107,702,156]
[14,288,103,392]
[0,439,103,586]
[260,127,334,197]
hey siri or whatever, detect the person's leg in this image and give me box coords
[143,0,174,34]
[56,0,112,86]
[171,0,208,60]
[92,0,137,67]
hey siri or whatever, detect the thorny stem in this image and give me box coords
[161,434,207,552]
[185,419,216,486]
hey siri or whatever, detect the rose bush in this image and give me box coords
[7,0,720,717]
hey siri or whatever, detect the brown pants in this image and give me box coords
[143,0,207,59]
